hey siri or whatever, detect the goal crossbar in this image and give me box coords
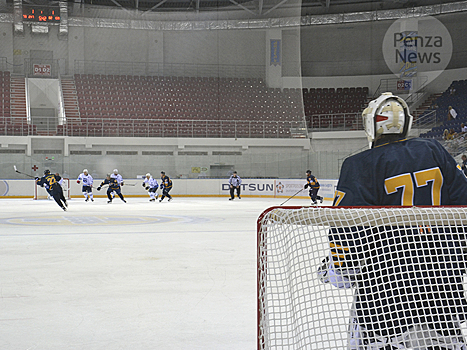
[260,206,467,228]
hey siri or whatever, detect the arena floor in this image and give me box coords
[0,196,329,350]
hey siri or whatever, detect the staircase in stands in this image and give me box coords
[9,76,27,123]
[60,76,81,125]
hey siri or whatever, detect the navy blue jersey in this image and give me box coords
[306,175,320,190]
[160,175,172,190]
[328,137,467,339]
[100,178,120,191]
[37,173,62,192]
[333,138,467,206]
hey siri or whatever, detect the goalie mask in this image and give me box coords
[362,92,413,148]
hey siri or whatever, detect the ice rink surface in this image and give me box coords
[0,195,328,350]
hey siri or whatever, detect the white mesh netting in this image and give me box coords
[257,206,467,350]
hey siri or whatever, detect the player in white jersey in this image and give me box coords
[77,169,94,202]
[110,169,124,198]
[142,173,159,202]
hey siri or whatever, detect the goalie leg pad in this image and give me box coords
[348,320,467,350]
[394,324,467,350]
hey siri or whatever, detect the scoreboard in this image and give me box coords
[22,5,60,23]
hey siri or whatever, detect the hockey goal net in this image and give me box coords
[257,206,467,350]
[34,178,71,200]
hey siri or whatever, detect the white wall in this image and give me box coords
[28,78,60,109]
[0,135,324,179]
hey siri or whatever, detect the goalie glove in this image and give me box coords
[317,255,355,289]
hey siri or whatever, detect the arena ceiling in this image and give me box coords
[15,0,464,15]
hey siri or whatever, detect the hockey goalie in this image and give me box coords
[319,93,467,350]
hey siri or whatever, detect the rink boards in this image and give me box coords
[0,178,338,200]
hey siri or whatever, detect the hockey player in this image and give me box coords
[97,174,126,204]
[228,171,242,200]
[319,92,467,349]
[110,169,123,186]
[36,169,68,211]
[304,170,323,205]
[159,171,173,202]
[110,169,124,199]
[142,173,159,202]
[77,169,94,202]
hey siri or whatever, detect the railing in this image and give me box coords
[412,109,439,130]
[0,118,37,136]
[57,71,66,124]
[74,60,266,79]
[7,118,302,138]
[442,135,467,157]
[58,118,305,138]
[308,112,363,131]
[373,76,428,99]
[25,75,31,124]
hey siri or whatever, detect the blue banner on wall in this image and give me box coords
[270,39,281,66]
[397,31,418,78]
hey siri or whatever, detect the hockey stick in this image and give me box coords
[13,165,37,179]
[280,188,303,206]
[122,183,137,186]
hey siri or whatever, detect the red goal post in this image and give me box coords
[34,178,71,200]
[257,206,467,350]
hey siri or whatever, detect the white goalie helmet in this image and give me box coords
[83,169,88,174]
[362,92,413,148]
[146,173,151,178]
[113,169,118,174]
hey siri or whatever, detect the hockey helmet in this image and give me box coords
[146,173,151,178]
[306,170,311,175]
[362,92,413,148]
[83,169,88,174]
[44,169,50,175]
[161,171,165,175]
[113,169,118,174]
